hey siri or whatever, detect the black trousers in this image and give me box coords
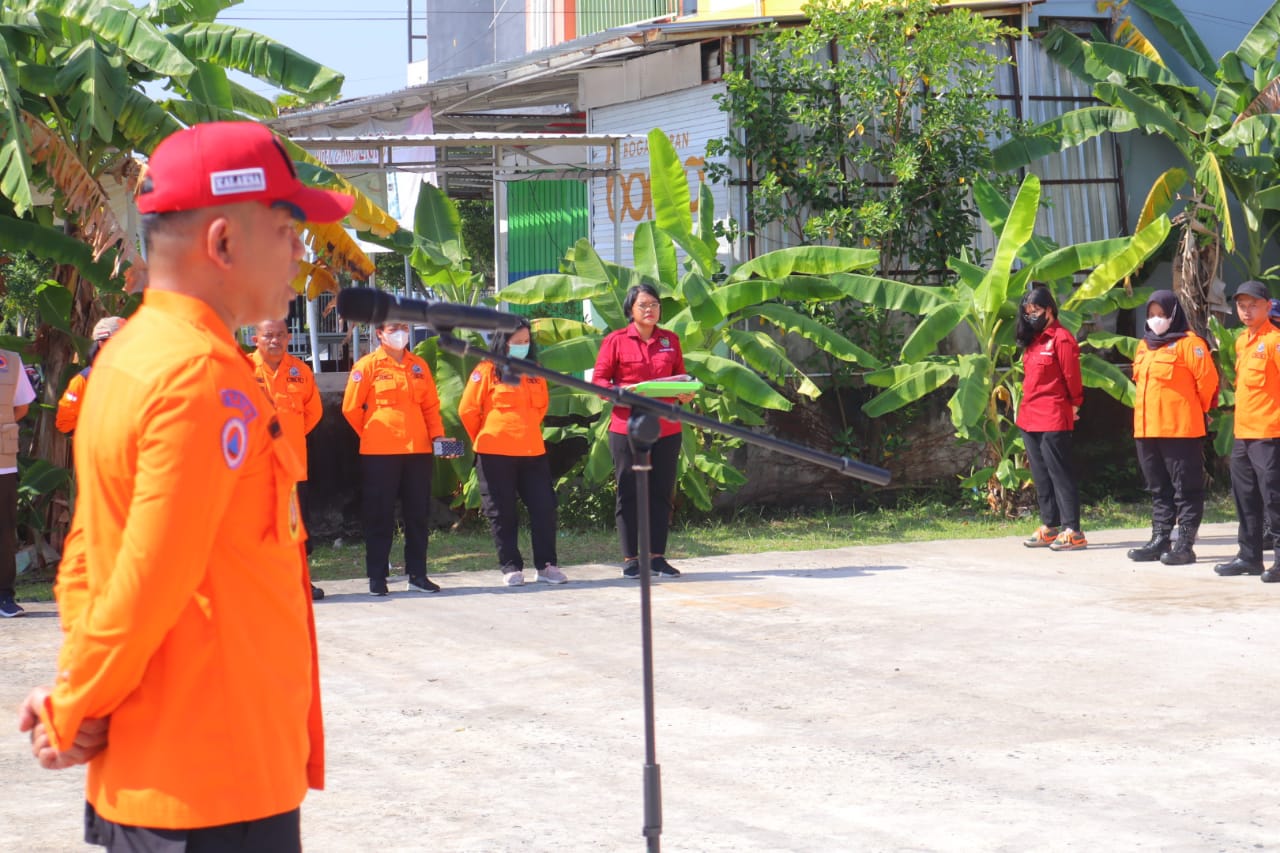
[361,453,433,582]
[1022,429,1081,533]
[85,802,300,852]
[610,431,681,559]
[1230,437,1280,562]
[474,452,558,572]
[0,471,15,597]
[1135,437,1205,532]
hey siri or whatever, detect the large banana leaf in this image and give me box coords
[1093,82,1190,141]
[536,336,602,374]
[648,128,717,275]
[1085,331,1139,361]
[531,317,599,341]
[0,37,33,215]
[39,0,197,79]
[946,353,993,432]
[499,273,613,305]
[745,303,882,368]
[992,107,1138,171]
[861,362,956,417]
[727,245,878,281]
[680,271,725,327]
[1195,152,1235,252]
[824,273,949,313]
[413,181,465,267]
[976,174,1039,321]
[1136,167,1187,232]
[1232,0,1280,70]
[722,327,821,399]
[1130,0,1218,81]
[1062,216,1171,309]
[149,0,238,27]
[970,177,1058,264]
[633,221,678,288]
[56,39,128,142]
[164,22,343,100]
[0,214,118,289]
[900,302,965,365]
[546,386,604,418]
[1081,352,1135,406]
[683,351,791,411]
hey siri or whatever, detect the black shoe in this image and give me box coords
[1263,568,1280,583]
[311,584,325,601]
[408,576,441,593]
[1160,546,1197,566]
[622,559,640,578]
[1127,531,1171,562]
[1214,557,1264,577]
[369,579,389,596]
[0,596,24,618]
[651,556,682,577]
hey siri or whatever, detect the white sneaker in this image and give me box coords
[504,570,525,587]
[536,565,568,584]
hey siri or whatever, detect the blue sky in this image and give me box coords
[220,0,415,100]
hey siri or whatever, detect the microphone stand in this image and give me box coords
[434,330,890,851]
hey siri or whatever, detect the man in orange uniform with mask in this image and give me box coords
[252,318,325,601]
[55,316,126,435]
[17,121,353,852]
[343,321,448,595]
[1216,280,1280,582]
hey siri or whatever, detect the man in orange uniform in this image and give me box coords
[55,316,126,435]
[1216,281,1280,581]
[342,321,447,595]
[252,318,325,601]
[17,121,353,851]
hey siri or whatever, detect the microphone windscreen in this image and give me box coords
[335,288,385,324]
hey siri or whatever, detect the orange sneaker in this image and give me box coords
[1023,525,1059,548]
[1049,528,1088,551]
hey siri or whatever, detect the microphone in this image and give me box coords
[336,288,524,333]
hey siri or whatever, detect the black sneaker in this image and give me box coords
[0,596,24,618]
[651,557,681,578]
[407,576,440,593]
[369,580,389,596]
[622,559,640,578]
[310,584,325,601]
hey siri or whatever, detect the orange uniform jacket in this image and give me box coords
[55,368,91,434]
[1234,321,1280,439]
[1132,334,1218,438]
[44,290,324,830]
[342,346,445,454]
[251,350,322,474]
[458,361,549,456]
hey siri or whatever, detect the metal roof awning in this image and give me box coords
[291,132,635,175]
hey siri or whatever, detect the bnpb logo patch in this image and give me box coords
[221,417,248,469]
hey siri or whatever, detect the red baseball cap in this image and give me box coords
[136,121,354,223]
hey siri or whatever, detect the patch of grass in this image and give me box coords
[14,493,1239,603]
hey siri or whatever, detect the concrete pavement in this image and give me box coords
[4,521,1280,851]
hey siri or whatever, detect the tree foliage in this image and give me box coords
[708,0,1022,280]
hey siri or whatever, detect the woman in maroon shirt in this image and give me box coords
[592,284,696,578]
[1016,285,1087,551]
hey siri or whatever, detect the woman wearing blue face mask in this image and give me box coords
[458,319,566,587]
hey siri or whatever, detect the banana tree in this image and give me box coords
[0,0,393,546]
[498,128,885,510]
[844,173,1168,512]
[992,0,1280,339]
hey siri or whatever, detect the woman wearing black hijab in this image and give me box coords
[1127,290,1218,564]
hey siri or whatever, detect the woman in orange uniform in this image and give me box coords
[458,319,566,587]
[1127,290,1218,565]
[343,321,448,596]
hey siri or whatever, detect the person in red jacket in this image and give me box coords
[1017,285,1087,551]
[1127,290,1218,565]
[458,318,566,587]
[592,284,696,578]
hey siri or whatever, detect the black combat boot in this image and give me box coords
[1159,525,1197,565]
[1127,528,1171,562]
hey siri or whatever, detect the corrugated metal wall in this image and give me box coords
[576,0,680,38]
[507,179,588,321]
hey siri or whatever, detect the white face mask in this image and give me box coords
[383,330,410,350]
[1147,316,1172,336]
